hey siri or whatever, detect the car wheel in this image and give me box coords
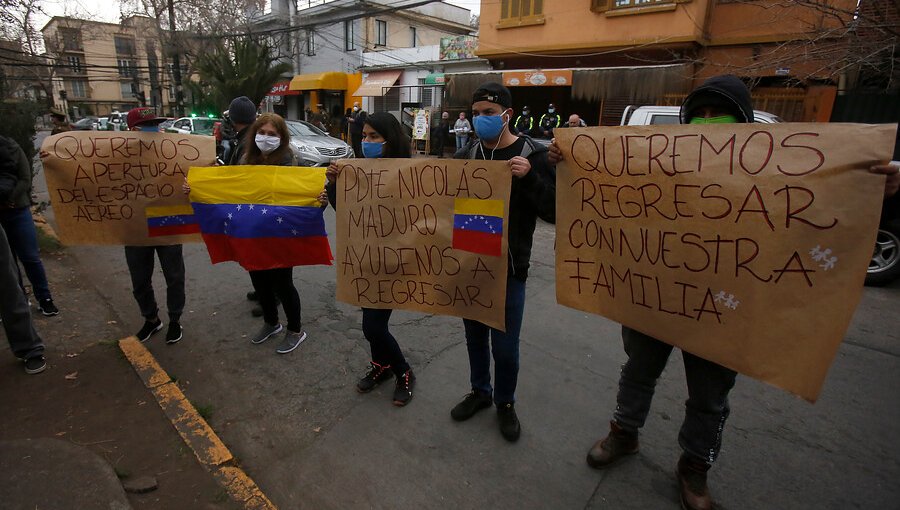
[866,218,900,286]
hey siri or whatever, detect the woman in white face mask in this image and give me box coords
[242,112,294,166]
[240,113,308,354]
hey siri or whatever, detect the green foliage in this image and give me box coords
[188,36,292,115]
[0,100,41,167]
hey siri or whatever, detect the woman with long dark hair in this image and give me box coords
[242,113,308,354]
[326,112,415,406]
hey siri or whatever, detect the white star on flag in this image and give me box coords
[236,204,242,211]
[276,217,283,224]
[261,208,268,215]
[248,204,254,210]
[227,213,233,219]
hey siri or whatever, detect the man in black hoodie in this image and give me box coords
[0,137,46,374]
[449,82,556,442]
[550,75,899,510]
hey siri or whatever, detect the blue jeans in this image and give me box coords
[462,277,526,405]
[0,206,52,301]
[614,326,737,464]
[455,135,469,150]
[362,308,410,376]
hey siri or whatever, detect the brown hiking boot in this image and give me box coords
[586,420,639,469]
[676,455,713,510]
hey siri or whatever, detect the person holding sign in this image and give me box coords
[450,82,556,442]
[325,112,417,407]
[547,75,899,510]
[123,108,187,345]
[240,113,309,355]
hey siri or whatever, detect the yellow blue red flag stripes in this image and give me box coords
[452,198,504,257]
[188,165,333,270]
[145,205,200,237]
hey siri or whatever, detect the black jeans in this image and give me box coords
[0,223,44,359]
[249,267,302,332]
[362,308,409,376]
[614,326,737,464]
[124,245,185,322]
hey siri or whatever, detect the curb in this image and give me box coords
[119,337,277,510]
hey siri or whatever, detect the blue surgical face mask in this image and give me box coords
[139,124,159,132]
[473,112,507,142]
[362,141,384,158]
[548,108,555,114]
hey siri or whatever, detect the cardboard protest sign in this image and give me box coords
[41,131,216,245]
[335,159,511,330]
[554,123,896,401]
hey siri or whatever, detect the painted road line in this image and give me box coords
[119,337,276,510]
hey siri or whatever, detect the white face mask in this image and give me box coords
[255,134,281,154]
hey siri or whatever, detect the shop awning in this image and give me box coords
[352,70,402,96]
[424,73,445,85]
[289,72,348,91]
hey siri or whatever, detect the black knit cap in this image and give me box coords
[472,82,512,108]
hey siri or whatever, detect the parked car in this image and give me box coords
[70,116,98,130]
[621,105,782,125]
[285,120,354,166]
[165,117,220,136]
[866,164,900,286]
[107,111,128,131]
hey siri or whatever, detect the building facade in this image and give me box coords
[464,0,859,124]
[257,0,475,122]
[41,16,179,119]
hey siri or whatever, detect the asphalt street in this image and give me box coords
[32,131,900,509]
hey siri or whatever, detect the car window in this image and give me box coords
[175,120,189,129]
[287,121,326,137]
[191,119,216,135]
[649,114,679,125]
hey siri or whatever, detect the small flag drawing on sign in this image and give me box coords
[452,198,503,257]
[146,205,200,237]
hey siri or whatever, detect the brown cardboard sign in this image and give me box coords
[40,131,215,245]
[335,158,511,330]
[554,123,897,401]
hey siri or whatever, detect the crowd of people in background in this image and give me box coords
[3,76,899,510]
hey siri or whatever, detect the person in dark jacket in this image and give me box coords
[449,82,556,443]
[548,74,900,510]
[325,112,417,407]
[225,96,257,166]
[538,103,561,139]
[348,102,367,159]
[0,137,46,374]
[0,136,59,316]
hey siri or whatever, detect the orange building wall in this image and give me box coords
[477,0,711,58]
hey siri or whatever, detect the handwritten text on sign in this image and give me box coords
[41,131,216,245]
[335,159,511,331]
[554,123,896,401]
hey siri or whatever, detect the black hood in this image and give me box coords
[680,75,754,124]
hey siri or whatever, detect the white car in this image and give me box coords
[621,105,782,125]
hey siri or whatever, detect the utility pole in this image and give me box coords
[168,0,184,117]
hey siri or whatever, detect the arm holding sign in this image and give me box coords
[870,163,899,198]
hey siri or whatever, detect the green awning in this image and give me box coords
[424,73,445,85]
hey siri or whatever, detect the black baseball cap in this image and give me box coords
[472,82,512,109]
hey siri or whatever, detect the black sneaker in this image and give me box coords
[38,298,59,316]
[356,361,393,393]
[24,356,46,374]
[450,390,492,421]
[166,322,183,344]
[392,370,416,407]
[136,318,163,342]
[246,290,258,301]
[497,403,521,442]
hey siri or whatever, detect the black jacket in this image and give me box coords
[226,126,250,166]
[0,137,24,206]
[455,135,556,281]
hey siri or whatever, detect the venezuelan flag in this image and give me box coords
[188,165,333,271]
[146,205,200,237]
[452,198,504,257]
